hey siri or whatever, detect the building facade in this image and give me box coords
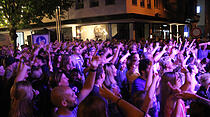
[0,0,198,46]
[196,0,210,39]
[43,0,197,41]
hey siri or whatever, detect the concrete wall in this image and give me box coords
[68,0,126,20]
[205,0,210,36]
[197,0,205,26]
[41,0,182,23]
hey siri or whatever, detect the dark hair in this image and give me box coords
[0,56,4,66]
[5,56,16,67]
[138,59,150,75]
[78,96,108,117]
[189,100,210,117]
[38,48,46,55]
[70,68,81,80]
[95,64,104,81]
[187,64,195,74]
[53,54,61,66]
[36,55,45,63]
[60,54,70,71]
[50,71,63,88]
[72,45,78,51]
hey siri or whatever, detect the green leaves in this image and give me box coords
[0,0,74,29]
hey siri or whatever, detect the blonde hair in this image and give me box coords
[199,73,210,87]
[10,81,34,117]
[159,56,171,69]
[104,63,117,88]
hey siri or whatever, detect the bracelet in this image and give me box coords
[115,98,122,105]
[89,68,97,72]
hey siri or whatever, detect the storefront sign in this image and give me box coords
[191,27,202,37]
[32,34,49,45]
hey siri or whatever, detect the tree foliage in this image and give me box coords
[0,0,74,29]
[0,0,74,50]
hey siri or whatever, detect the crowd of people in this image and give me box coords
[0,37,209,117]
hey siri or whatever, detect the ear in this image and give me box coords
[61,100,68,107]
[58,82,61,86]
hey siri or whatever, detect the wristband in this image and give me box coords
[115,98,122,105]
[89,68,97,72]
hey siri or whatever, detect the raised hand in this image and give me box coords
[179,38,182,44]
[15,62,30,82]
[126,50,131,56]
[99,84,117,101]
[107,48,112,55]
[184,39,189,48]
[172,47,179,55]
[162,45,167,52]
[40,41,45,48]
[173,41,177,47]
[89,56,103,69]
[167,81,181,94]
[118,42,123,49]
[181,66,189,73]
[189,39,196,48]
[156,42,160,48]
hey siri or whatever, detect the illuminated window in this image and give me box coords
[76,0,84,9]
[147,0,151,8]
[184,32,189,37]
[196,6,200,14]
[155,0,159,9]
[140,0,145,7]
[132,0,137,5]
[105,0,115,5]
[90,0,99,7]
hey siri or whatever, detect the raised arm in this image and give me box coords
[78,56,102,103]
[142,73,160,114]
[153,45,167,62]
[144,61,153,91]
[180,39,189,54]
[189,39,196,48]
[176,91,210,105]
[100,85,145,117]
[110,43,123,64]
[190,47,197,64]
[15,61,29,83]
[182,49,190,67]
[180,67,192,91]
[94,41,105,57]
[47,47,53,72]
[151,42,160,56]
[178,38,183,51]
[100,48,111,59]
[169,47,179,59]
[119,50,130,63]
[199,42,208,50]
